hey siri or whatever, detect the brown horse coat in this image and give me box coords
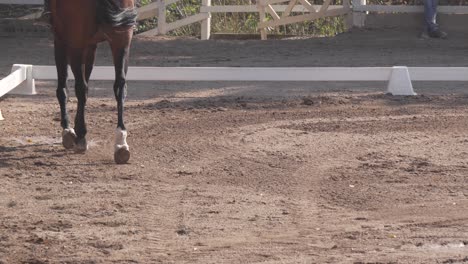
[51,0,136,164]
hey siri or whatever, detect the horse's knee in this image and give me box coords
[56,88,67,101]
[75,83,88,104]
[114,76,126,88]
[113,78,127,99]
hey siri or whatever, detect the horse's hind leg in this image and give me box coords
[111,44,131,164]
[69,50,89,153]
[55,41,76,149]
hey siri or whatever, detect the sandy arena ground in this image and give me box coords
[1,29,468,263]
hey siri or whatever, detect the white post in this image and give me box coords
[158,0,167,35]
[9,64,36,95]
[343,0,353,30]
[352,0,367,28]
[201,0,211,40]
[257,0,267,40]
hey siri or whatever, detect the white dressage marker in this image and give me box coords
[387,66,416,96]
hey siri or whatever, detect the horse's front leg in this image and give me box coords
[70,52,88,153]
[55,41,76,149]
[112,46,131,164]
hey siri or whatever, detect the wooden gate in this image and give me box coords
[136,0,351,40]
[256,0,350,39]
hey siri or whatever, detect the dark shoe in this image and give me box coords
[34,11,51,27]
[428,30,448,39]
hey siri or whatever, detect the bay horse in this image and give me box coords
[50,0,137,164]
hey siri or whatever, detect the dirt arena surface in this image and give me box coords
[1,29,468,263]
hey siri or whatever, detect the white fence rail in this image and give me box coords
[0,65,35,98]
[3,64,468,120]
[3,64,468,100]
[0,66,26,98]
[30,65,468,82]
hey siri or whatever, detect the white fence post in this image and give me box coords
[352,0,367,28]
[158,0,167,35]
[257,0,268,40]
[9,64,36,95]
[343,0,353,30]
[201,0,212,40]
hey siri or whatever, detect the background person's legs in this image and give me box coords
[424,0,438,32]
[423,0,447,38]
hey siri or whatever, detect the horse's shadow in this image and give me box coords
[0,144,114,169]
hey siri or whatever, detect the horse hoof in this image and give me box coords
[62,129,77,149]
[114,147,130,164]
[74,138,88,154]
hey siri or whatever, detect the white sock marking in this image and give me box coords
[115,128,129,152]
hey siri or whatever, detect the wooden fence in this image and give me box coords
[1,0,468,39]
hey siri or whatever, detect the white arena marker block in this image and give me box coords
[0,109,4,121]
[9,64,36,95]
[387,66,416,96]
